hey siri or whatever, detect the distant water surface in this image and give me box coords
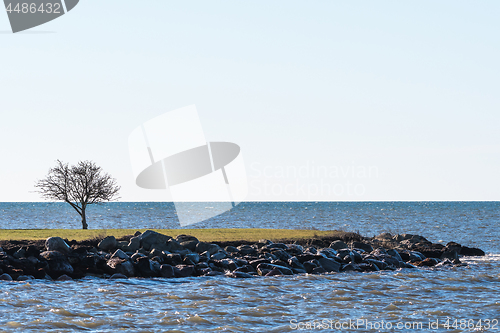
[0,201,498,252]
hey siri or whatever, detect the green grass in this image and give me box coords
[0,228,340,242]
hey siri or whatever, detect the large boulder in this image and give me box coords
[330,240,348,250]
[45,237,71,254]
[98,236,117,251]
[39,251,74,275]
[317,257,341,272]
[195,242,221,255]
[107,258,135,277]
[137,230,172,251]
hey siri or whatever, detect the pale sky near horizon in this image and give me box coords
[1,1,499,202]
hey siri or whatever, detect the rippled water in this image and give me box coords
[0,202,499,332]
[0,256,498,332]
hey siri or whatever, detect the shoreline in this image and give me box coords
[0,229,486,281]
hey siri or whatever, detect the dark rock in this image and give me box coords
[57,274,72,281]
[111,249,129,260]
[176,234,199,243]
[265,243,288,250]
[164,253,182,266]
[39,251,74,275]
[441,250,459,261]
[211,251,226,260]
[0,273,12,281]
[180,240,199,252]
[296,253,316,263]
[135,257,156,277]
[414,258,439,267]
[126,237,141,252]
[226,271,255,278]
[272,249,291,262]
[351,241,373,252]
[330,240,348,250]
[265,268,283,276]
[110,273,128,279]
[460,246,485,256]
[138,230,172,251]
[312,267,327,274]
[317,257,341,272]
[195,242,221,255]
[225,246,239,253]
[237,245,256,255]
[341,263,361,272]
[97,236,117,251]
[160,264,175,278]
[46,237,71,254]
[107,258,135,277]
[303,260,318,273]
[184,253,200,264]
[175,265,195,277]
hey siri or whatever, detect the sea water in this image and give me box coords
[0,202,498,332]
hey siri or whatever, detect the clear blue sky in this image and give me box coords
[1,1,499,202]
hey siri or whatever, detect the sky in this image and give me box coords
[1,0,499,202]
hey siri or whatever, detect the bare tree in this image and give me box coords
[35,160,120,229]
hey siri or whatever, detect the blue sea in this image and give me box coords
[0,202,499,332]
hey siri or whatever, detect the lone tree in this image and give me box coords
[35,160,120,229]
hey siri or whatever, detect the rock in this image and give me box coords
[386,249,403,262]
[39,251,74,275]
[160,264,175,278]
[225,246,238,253]
[265,268,283,276]
[365,259,388,270]
[176,234,199,243]
[237,245,256,255]
[116,241,129,251]
[45,237,71,254]
[441,250,459,261]
[17,275,34,281]
[0,273,13,281]
[195,242,221,255]
[164,253,182,266]
[127,237,141,252]
[109,273,128,279]
[175,265,195,277]
[341,263,361,272]
[57,274,72,281]
[256,263,293,275]
[266,243,288,250]
[226,272,255,278]
[135,257,156,277]
[131,252,146,262]
[317,257,341,272]
[107,258,133,276]
[97,236,117,251]
[272,249,291,262]
[460,246,485,256]
[303,261,318,273]
[180,240,199,252]
[164,239,185,253]
[111,249,129,260]
[375,232,393,241]
[184,253,200,264]
[13,248,26,259]
[330,240,348,250]
[211,251,227,260]
[414,258,439,267]
[312,266,327,274]
[138,230,172,251]
[351,241,373,252]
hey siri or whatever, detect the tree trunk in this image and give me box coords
[81,209,88,229]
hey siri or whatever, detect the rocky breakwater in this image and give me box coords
[0,230,486,281]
